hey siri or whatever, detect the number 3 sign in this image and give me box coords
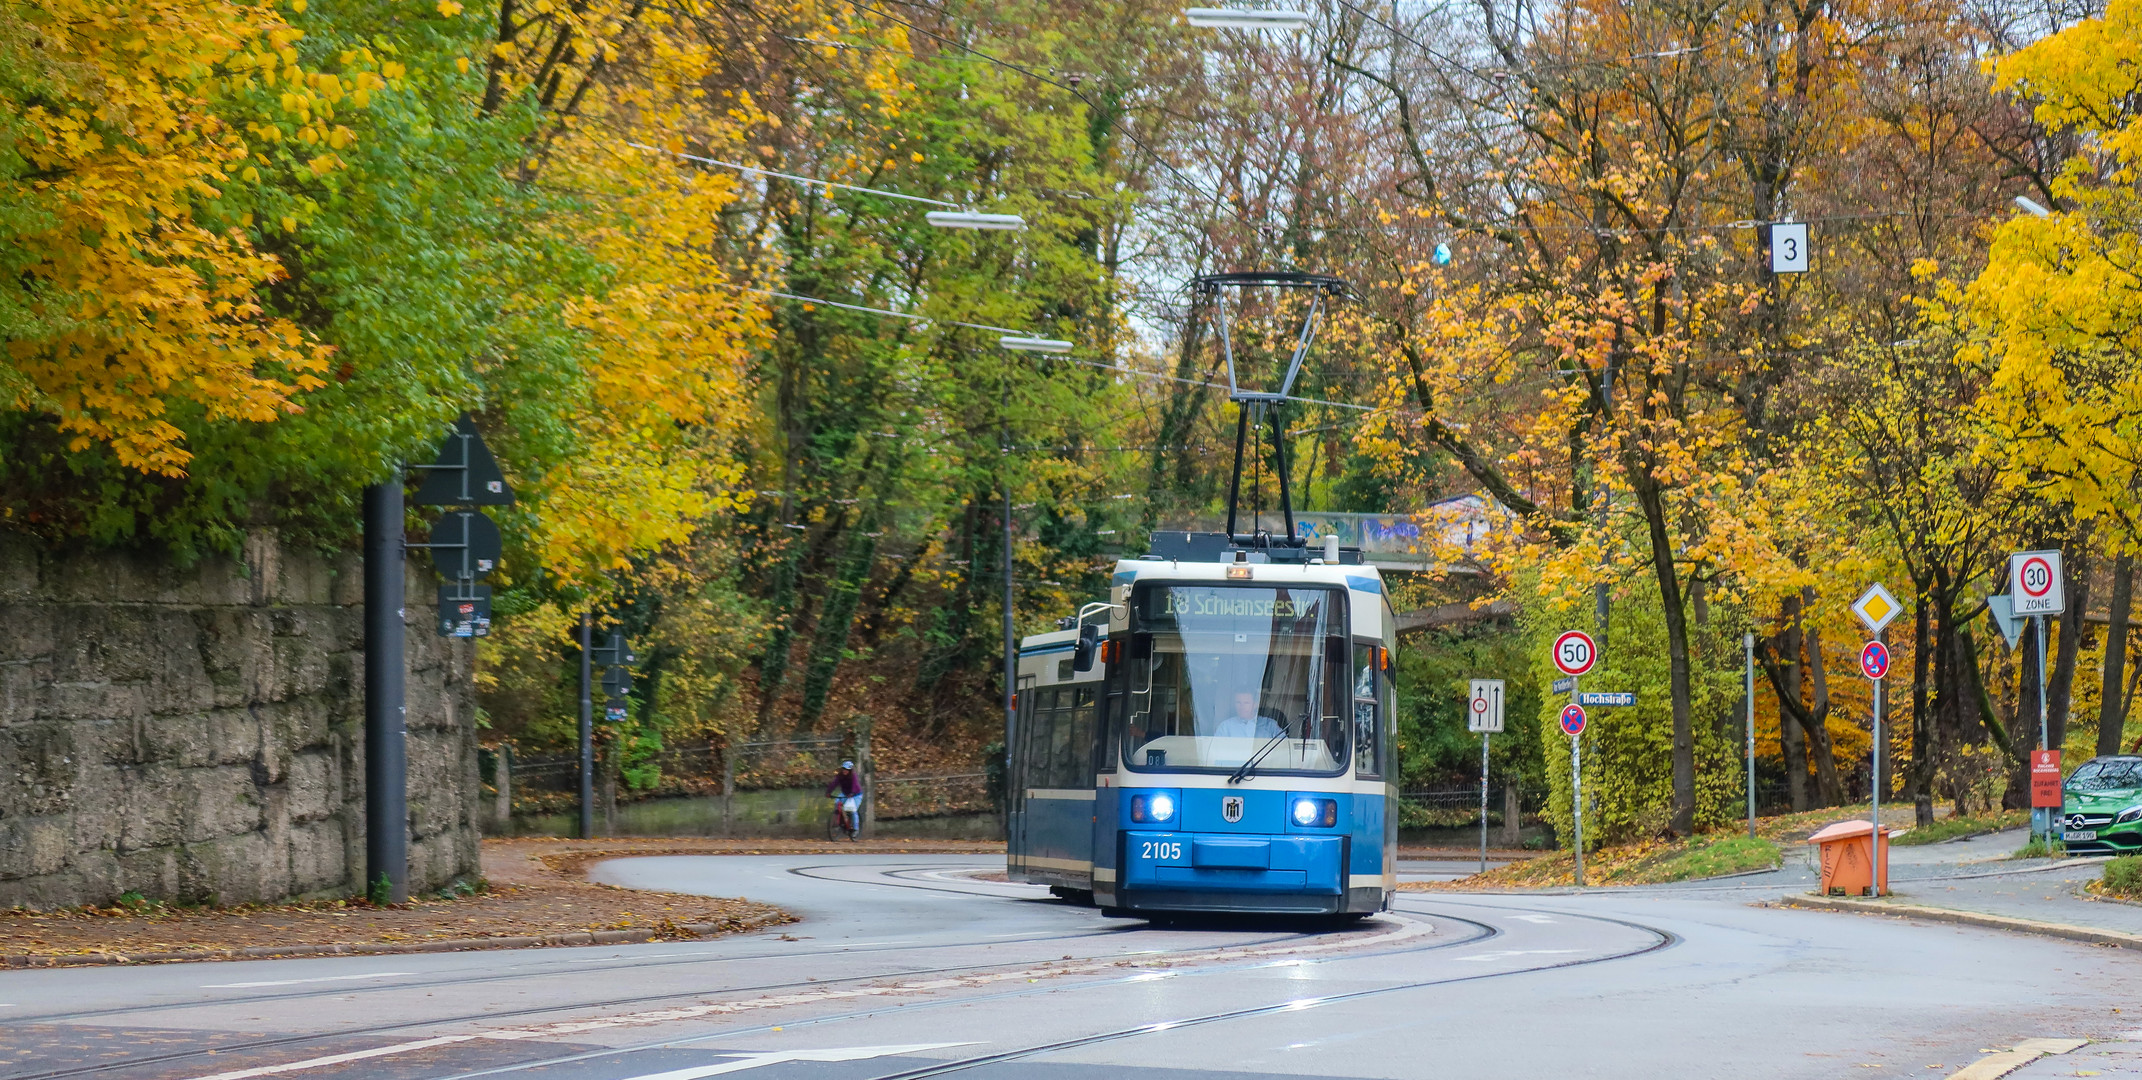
[1771,222,1809,274]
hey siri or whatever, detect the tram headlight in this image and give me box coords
[1149,793,1176,822]
[1131,792,1177,824]
[1292,797,1338,828]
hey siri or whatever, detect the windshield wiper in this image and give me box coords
[1230,720,1294,784]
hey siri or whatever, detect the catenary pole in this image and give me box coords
[579,610,594,840]
[362,474,409,904]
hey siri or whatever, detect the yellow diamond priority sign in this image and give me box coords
[1852,583,1901,635]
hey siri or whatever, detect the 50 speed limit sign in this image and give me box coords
[1552,630,1598,676]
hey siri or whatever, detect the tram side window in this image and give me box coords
[1067,687,1097,787]
[1353,646,1383,779]
[1049,690,1077,788]
[1024,688,1061,790]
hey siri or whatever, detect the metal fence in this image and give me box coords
[873,771,992,820]
[483,738,991,822]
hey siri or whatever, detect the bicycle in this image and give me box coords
[827,796,861,841]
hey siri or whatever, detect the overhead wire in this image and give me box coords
[626,141,960,206]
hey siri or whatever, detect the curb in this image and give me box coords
[0,910,792,969]
[1769,895,2142,948]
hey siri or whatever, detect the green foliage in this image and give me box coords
[2104,855,2142,897]
[367,873,393,907]
[1526,582,1747,850]
[2013,837,2067,859]
[1393,623,1544,796]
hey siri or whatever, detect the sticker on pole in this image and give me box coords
[2010,550,2065,616]
[1559,703,1587,736]
[1552,630,1597,676]
[1468,679,1506,734]
[1851,583,1900,635]
[1859,641,1890,681]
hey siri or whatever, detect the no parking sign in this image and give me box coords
[1560,703,1587,737]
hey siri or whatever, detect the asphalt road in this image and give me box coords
[2,852,2137,1080]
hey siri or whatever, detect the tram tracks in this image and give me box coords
[5,864,1676,1080]
[4,882,1314,1080]
[858,901,1675,1080]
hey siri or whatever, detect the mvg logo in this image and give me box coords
[1221,795,1244,823]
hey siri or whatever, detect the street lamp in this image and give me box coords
[2015,196,2053,217]
[998,335,1074,353]
[1185,7,1313,29]
[927,211,1027,230]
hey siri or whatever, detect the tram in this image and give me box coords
[1007,530,1398,918]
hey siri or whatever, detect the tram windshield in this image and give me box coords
[1121,583,1348,776]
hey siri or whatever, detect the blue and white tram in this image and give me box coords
[1007,532,1398,917]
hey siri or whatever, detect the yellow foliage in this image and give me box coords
[0,0,339,475]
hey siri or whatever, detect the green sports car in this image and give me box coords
[2063,756,2142,855]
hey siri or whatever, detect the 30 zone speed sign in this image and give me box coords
[1553,630,1598,676]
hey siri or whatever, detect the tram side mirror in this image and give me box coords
[1073,624,1099,671]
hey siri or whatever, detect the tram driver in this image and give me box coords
[1213,690,1285,739]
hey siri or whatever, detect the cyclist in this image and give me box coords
[826,760,863,840]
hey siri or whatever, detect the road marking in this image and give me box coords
[1945,1037,2087,1080]
[616,1043,976,1080]
[569,953,697,963]
[1453,949,1581,963]
[201,972,416,989]
[175,915,1434,1080]
[186,1035,477,1080]
[811,941,915,948]
[1510,914,1557,924]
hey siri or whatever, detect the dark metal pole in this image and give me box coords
[579,610,594,840]
[1224,406,1248,539]
[1003,481,1016,805]
[1269,407,1296,542]
[363,474,409,904]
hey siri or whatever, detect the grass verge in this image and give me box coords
[2013,837,2067,859]
[1415,831,1781,889]
[2105,855,2142,898]
[1890,809,2028,846]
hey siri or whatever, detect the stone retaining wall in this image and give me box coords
[0,531,480,909]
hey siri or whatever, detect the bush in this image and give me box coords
[2105,856,2142,897]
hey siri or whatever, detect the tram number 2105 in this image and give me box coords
[1139,840,1184,861]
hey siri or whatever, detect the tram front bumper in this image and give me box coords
[1121,830,1344,896]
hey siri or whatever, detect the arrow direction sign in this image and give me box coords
[1468,679,1506,734]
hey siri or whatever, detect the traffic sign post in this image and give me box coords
[1562,701,1588,887]
[1469,679,1506,873]
[1861,633,1888,885]
[2011,550,2066,841]
[1552,630,1597,886]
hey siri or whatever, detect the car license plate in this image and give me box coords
[2064,830,2097,842]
